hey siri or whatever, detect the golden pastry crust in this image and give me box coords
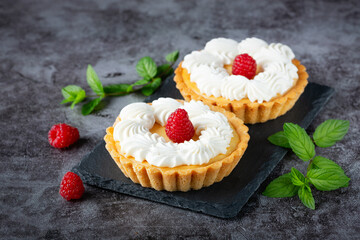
[174,59,309,124]
[104,101,249,192]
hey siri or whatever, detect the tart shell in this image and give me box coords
[104,101,249,192]
[174,59,309,124]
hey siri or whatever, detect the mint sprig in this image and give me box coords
[264,119,350,209]
[60,85,86,109]
[60,50,180,115]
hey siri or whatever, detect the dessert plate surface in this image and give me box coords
[73,75,334,218]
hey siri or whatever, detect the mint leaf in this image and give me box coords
[290,168,306,186]
[133,78,151,86]
[283,123,315,161]
[313,119,350,148]
[262,173,299,198]
[141,78,161,96]
[61,85,84,102]
[268,131,291,148]
[70,90,86,109]
[165,50,179,63]
[81,98,102,115]
[298,185,315,210]
[86,65,104,97]
[311,156,345,174]
[103,84,131,94]
[156,64,172,78]
[136,57,157,78]
[307,169,350,191]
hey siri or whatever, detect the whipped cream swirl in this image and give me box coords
[113,98,233,168]
[182,37,298,103]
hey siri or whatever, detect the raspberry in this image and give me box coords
[165,109,195,143]
[48,123,79,148]
[232,54,257,79]
[59,172,85,201]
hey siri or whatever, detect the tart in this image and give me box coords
[104,98,249,192]
[174,37,309,124]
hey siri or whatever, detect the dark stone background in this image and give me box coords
[1,0,359,239]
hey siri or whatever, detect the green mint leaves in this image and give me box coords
[81,98,102,116]
[61,85,86,109]
[136,57,157,79]
[283,123,315,161]
[262,173,299,198]
[60,50,179,115]
[86,65,105,97]
[141,77,161,96]
[268,131,291,148]
[307,169,350,191]
[264,119,350,210]
[313,119,350,147]
[166,50,179,63]
[290,167,306,187]
[298,185,315,210]
[311,156,344,172]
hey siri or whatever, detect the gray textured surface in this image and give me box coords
[0,0,359,239]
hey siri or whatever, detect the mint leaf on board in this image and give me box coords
[103,84,131,94]
[262,173,299,198]
[141,77,162,96]
[311,156,345,174]
[298,185,315,210]
[307,169,350,191]
[136,57,157,78]
[81,98,102,115]
[268,131,291,148]
[70,90,86,109]
[156,64,172,78]
[283,123,315,161]
[165,50,179,63]
[290,168,306,187]
[87,65,104,97]
[313,119,350,148]
[61,85,84,103]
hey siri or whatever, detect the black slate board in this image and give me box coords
[72,75,334,218]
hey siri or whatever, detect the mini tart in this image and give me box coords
[174,59,308,124]
[104,101,249,192]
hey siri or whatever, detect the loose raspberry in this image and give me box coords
[48,123,79,148]
[232,54,257,79]
[165,109,195,143]
[59,172,85,201]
